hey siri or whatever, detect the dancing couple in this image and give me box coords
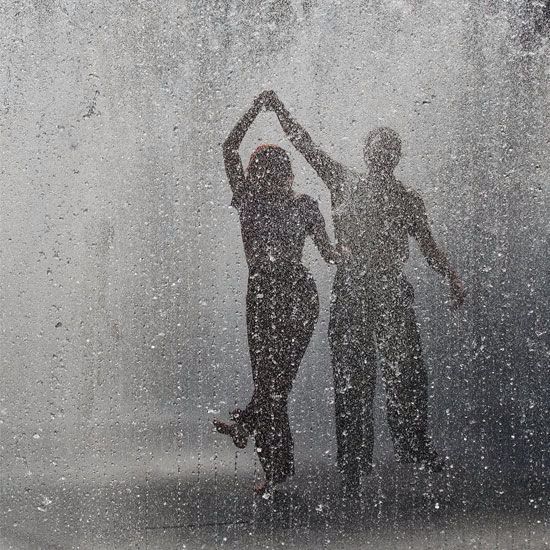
[213,91,465,496]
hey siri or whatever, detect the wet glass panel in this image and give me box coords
[1,1,549,548]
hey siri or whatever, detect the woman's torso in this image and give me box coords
[237,192,316,275]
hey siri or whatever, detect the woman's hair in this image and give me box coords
[246,144,293,195]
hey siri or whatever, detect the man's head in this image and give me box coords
[247,144,294,196]
[363,127,402,173]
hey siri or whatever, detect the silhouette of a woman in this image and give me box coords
[214,92,340,494]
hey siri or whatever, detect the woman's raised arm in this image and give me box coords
[223,95,266,200]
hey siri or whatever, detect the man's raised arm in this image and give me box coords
[266,91,347,206]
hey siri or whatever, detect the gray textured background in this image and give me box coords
[1,1,549,548]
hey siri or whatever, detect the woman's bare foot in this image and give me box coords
[254,479,272,497]
[212,419,248,449]
[230,408,243,422]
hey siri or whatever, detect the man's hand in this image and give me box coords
[257,90,281,112]
[253,91,269,110]
[254,90,275,110]
[449,272,465,309]
[335,243,351,264]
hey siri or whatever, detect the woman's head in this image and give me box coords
[247,145,293,196]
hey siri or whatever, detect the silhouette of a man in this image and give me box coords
[266,91,465,489]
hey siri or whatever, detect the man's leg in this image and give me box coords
[377,290,439,467]
[329,282,377,487]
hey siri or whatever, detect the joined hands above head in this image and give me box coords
[254,90,281,112]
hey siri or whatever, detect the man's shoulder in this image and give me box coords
[396,182,425,211]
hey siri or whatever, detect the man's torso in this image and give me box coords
[332,171,417,280]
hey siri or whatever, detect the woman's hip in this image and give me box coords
[247,267,318,314]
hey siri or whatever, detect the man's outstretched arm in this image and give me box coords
[266,91,348,205]
[409,192,465,309]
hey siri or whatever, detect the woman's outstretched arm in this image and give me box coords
[306,198,343,265]
[223,95,265,201]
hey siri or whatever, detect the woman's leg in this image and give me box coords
[230,276,268,437]
[249,272,319,486]
[215,275,267,448]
